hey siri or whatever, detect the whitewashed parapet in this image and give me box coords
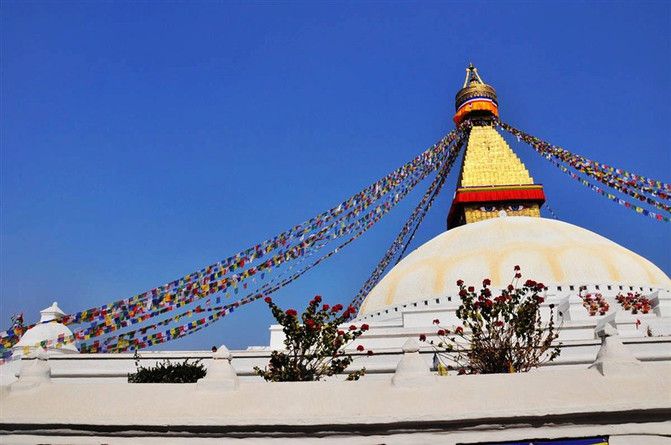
[611,310,656,338]
[651,289,671,317]
[402,306,461,328]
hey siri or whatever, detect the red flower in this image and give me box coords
[337,330,345,336]
[322,304,330,311]
[314,295,322,303]
[456,279,464,286]
[524,279,536,287]
[349,325,357,331]
[507,284,514,291]
[356,345,364,352]
[361,323,370,331]
[468,286,475,292]
[264,296,272,303]
[514,273,522,279]
[455,326,464,335]
[331,304,343,313]
[514,265,520,271]
[419,334,427,341]
[459,289,467,297]
[306,319,316,329]
[437,329,446,336]
[285,309,297,317]
[494,320,504,327]
[432,319,440,325]
[367,350,374,356]
[347,306,356,315]
[484,299,493,308]
[483,278,491,286]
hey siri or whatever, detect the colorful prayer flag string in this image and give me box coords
[82,138,464,353]
[499,121,670,223]
[2,128,466,358]
[350,128,469,311]
[499,121,671,200]
[0,128,462,353]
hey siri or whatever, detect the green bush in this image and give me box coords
[128,354,206,383]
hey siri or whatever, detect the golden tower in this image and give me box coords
[447,64,546,228]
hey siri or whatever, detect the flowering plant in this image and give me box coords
[616,292,652,314]
[580,292,609,316]
[254,296,371,381]
[421,267,561,374]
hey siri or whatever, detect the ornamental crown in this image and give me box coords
[454,63,498,111]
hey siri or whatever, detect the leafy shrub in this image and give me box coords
[254,295,371,381]
[422,266,561,374]
[128,353,206,383]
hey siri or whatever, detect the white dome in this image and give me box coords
[14,321,79,352]
[14,322,78,355]
[14,302,78,355]
[359,217,671,316]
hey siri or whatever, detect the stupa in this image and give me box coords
[351,65,671,348]
[13,302,78,357]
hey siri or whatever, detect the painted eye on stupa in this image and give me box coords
[480,205,497,212]
[508,205,525,211]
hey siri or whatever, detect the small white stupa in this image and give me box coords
[13,302,79,357]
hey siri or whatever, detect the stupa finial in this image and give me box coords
[454,64,499,125]
[462,63,484,88]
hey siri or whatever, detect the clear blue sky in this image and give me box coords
[1,1,669,350]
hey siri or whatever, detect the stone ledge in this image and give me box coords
[2,365,669,428]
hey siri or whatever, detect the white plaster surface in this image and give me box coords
[359,217,671,316]
[1,361,669,444]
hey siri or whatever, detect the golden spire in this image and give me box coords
[447,65,545,228]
